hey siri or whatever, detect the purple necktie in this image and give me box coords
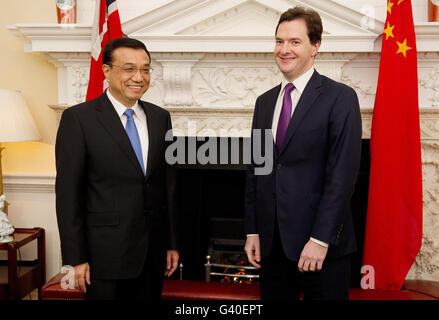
[276,83,295,152]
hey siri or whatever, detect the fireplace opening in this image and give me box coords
[171,137,370,287]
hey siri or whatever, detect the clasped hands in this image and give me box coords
[244,236,328,272]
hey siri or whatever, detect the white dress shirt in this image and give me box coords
[271,67,315,141]
[106,90,149,174]
[248,66,328,248]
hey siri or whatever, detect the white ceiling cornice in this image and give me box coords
[125,0,383,35]
[7,0,439,53]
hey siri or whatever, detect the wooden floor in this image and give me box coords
[21,289,38,300]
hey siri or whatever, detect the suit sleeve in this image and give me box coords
[310,86,362,245]
[55,108,89,266]
[244,97,260,235]
[165,112,178,250]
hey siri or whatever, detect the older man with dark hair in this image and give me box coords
[56,37,179,300]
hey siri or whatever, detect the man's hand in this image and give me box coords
[244,235,261,269]
[298,240,328,272]
[73,262,91,293]
[165,250,179,277]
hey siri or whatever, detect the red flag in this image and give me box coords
[85,0,123,101]
[362,0,422,290]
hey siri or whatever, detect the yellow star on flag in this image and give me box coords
[387,1,394,14]
[384,22,395,40]
[396,39,412,57]
[397,0,405,5]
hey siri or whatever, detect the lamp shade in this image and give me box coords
[0,89,41,142]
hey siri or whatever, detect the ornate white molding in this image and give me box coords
[3,174,56,194]
[361,108,439,141]
[418,109,439,141]
[49,104,69,123]
[45,53,90,106]
[420,66,439,108]
[7,24,92,52]
[192,66,281,109]
[6,1,439,54]
[407,141,439,280]
[168,107,253,137]
[340,73,376,100]
[155,53,205,107]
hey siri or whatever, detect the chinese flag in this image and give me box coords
[85,0,123,101]
[362,0,422,290]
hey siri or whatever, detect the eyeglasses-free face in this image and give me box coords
[103,47,151,108]
[274,19,320,82]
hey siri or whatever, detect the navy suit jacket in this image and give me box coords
[55,93,177,280]
[245,70,362,261]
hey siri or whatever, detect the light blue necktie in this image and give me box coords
[124,109,145,175]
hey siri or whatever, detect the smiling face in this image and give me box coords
[103,47,150,108]
[274,19,320,82]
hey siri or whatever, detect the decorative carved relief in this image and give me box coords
[177,1,279,36]
[168,108,253,137]
[155,53,204,107]
[407,142,439,280]
[71,65,89,104]
[419,67,439,108]
[411,235,439,277]
[419,111,439,140]
[360,109,373,139]
[341,72,376,100]
[142,61,165,107]
[192,66,282,108]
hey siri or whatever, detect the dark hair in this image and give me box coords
[275,6,323,45]
[103,37,151,65]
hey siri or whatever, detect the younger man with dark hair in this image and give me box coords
[245,7,362,300]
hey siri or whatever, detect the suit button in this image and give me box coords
[277,164,282,169]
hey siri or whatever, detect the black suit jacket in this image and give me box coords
[55,93,177,280]
[245,70,362,261]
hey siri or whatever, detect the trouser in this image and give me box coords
[260,218,351,300]
[85,247,165,300]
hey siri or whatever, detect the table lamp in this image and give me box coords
[0,89,41,242]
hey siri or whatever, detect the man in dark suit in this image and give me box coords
[244,7,362,300]
[55,37,179,300]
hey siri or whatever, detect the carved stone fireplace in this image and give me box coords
[9,0,439,282]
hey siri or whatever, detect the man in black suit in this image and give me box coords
[55,37,179,300]
[244,7,362,300]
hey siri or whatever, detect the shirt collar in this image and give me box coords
[280,67,315,95]
[106,89,141,118]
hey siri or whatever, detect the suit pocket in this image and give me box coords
[86,213,119,226]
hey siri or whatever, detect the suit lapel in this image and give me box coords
[265,85,281,161]
[264,85,281,131]
[279,71,322,155]
[95,94,145,176]
[139,101,155,182]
